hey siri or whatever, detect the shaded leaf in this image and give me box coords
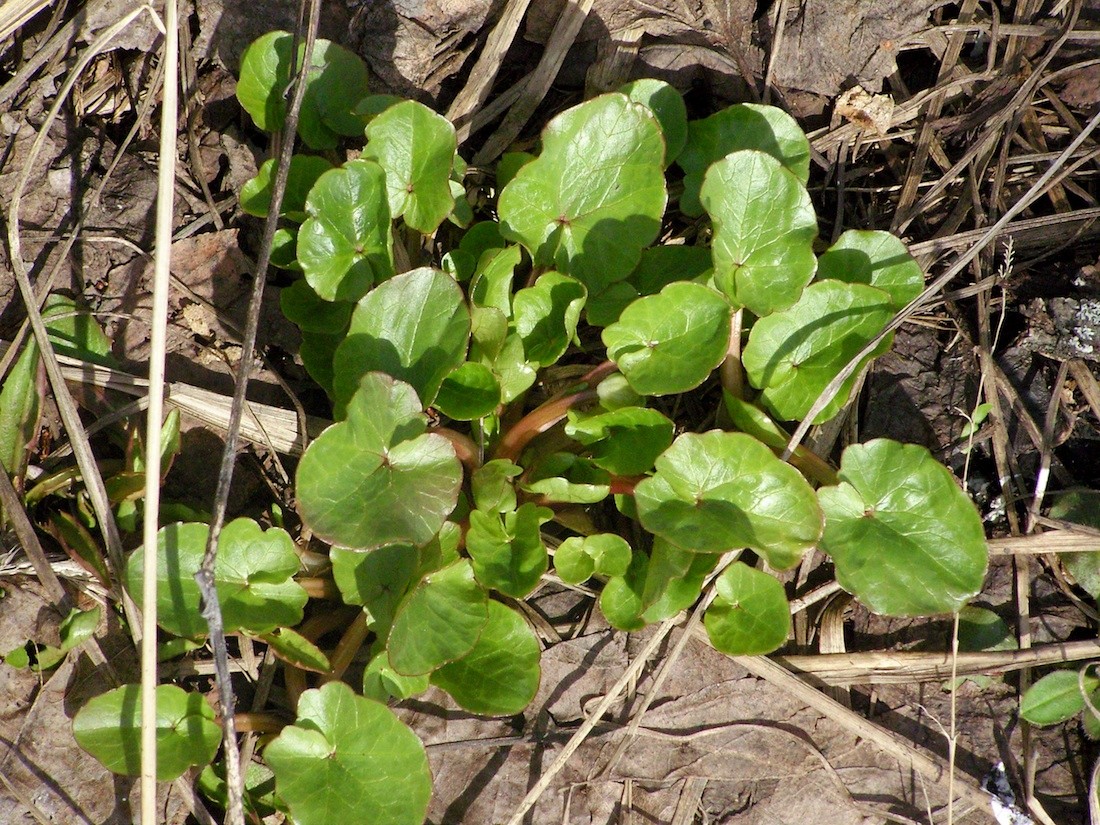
[742,280,894,424]
[678,103,810,216]
[635,431,822,567]
[125,519,307,637]
[431,600,541,715]
[73,684,219,781]
[333,267,470,412]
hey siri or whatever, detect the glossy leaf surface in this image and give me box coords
[363,100,457,233]
[704,561,791,655]
[512,272,587,367]
[565,406,674,476]
[603,282,731,396]
[240,154,333,221]
[635,431,822,567]
[236,32,370,149]
[265,681,431,825]
[742,280,894,424]
[434,362,501,421]
[619,78,688,164]
[430,600,541,715]
[331,545,419,635]
[333,267,470,412]
[819,439,987,616]
[678,103,810,216]
[297,160,393,302]
[296,373,462,549]
[498,93,667,293]
[816,229,924,310]
[467,503,552,597]
[703,150,817,316]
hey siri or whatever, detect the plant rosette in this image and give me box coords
[66,31,996,823]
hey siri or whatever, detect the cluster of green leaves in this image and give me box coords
[63,30,997,825]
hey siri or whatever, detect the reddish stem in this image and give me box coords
[297,576,340,600]
[322,611,370,683]
[433,426,481,472]
[608,475,645,496]
[718,309,744,399]
[493,389,598,464]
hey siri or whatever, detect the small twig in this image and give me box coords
[193,2,319,823]
[141,0,179,812]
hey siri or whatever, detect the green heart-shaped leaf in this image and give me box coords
[331,545,420,636]
[296,372,462,550]
[512,272,587,367]
[240,154,334,221]
[387,559,488,675]
[603,281,731,396]
[704,561,791,655]
[498,93,667,293]
[703,150,817,316]
[434,361,501,420]
[554,533,632,584]
[1020,669,1100,726]
[297,160,393,302]
[678,103,810,216]
[742,280,895,424]
[333,267,470,412]
[236,32,370,149]
[73,684,219,781]
[471,460,522,514]
[816,229,924,311]
[818,439,988,616]
[430,600,541,715]
[125,519,307,637]
[265,681,431,825]
[619,78,688,165]
[635,431,823,567]
[363,100,457,233]
[467,503,552,597]
[565,406,674,476]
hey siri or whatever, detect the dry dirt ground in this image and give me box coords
[2,1,1100,823]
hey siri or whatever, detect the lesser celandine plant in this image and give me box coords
[68,31,991,825]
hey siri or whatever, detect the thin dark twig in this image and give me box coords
[193,2,319,822]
